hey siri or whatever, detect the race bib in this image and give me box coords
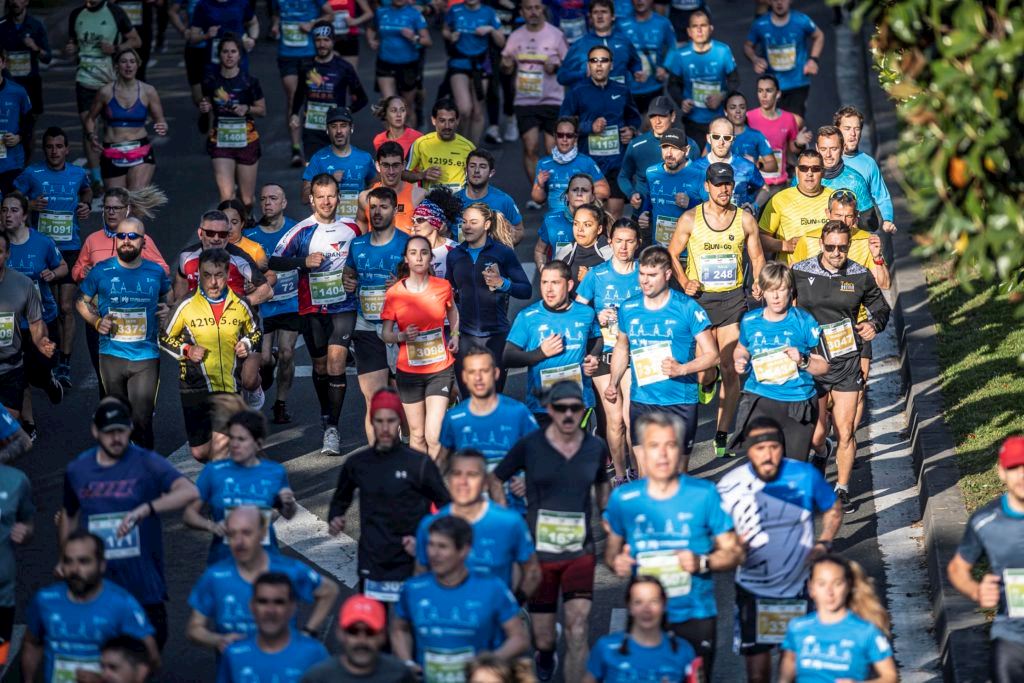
[699,253,738,287]
[216,117,248,149]
[0,136,6,160]
[632,341,673,387]
[820,319,857,358]
[109,140,143,168]
[281,22,307,48]
[0,313,14,348]
[309,270,347,306]
[88,511,141,559]
[407,328,447,367]
[110,307,147,343]
[588,125,619,157]
[272,270,299,301]
[210,38,222,65]
[358,285,387,321]
[121,1,143,25]
[539,363,582,390]
[332,10,349,32]
[560,17,585,43]
[52,655,102,683]
[655,215,677,246]
[363,579,403,603]
[337,192,360,220]
[37,211,74,242]
[762,150,785,181]
[305,101,331,130]
[767,44,797,72]
[225,505,272,544]
[7,51,31,77]
[79,53,110,74]
[423,648,474,683]
[755,598,807,644]
[637,550,692,597]
[516,69,544,97]
[535,509,585,554]
[1004,569,1024,618]
[751,348,799,385]
[671,0,700,9]
[692,80,720,108]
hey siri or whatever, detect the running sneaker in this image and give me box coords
[272,400,292,425]
[715,433,735,458]
[611,475,629,488]
[243,386,265,410]
[534,651,558,682]
[698,367,720,405]
[22,421,37,442]
[837,488,856,514]
[54,362,72,389]
[484,124,503,145]
[44,371,64,404]
[322,426,341,455]
[810,453,828,476]
[526,199,544,211]
[503,118,519,142]
[626,467,639,481]
[290,147,304,168]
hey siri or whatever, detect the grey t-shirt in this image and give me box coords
[0,268,42,372]
[0,464,34,606]
[957,494,1024,644]
[301,654,415,683]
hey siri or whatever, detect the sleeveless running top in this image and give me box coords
[105,83,148,128]
[685,204,746,292]
[366,181,417,233]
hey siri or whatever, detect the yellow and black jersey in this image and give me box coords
[758,186,833,265]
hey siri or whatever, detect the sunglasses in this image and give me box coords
[822,243,850,253]
[103,205,127,212]
[831,189,857,201]
[203,229,231,239]
[798,165,823,173]
[556,132,577,139]
[709,134,734,141]
[344,625,381,637]
[114,232,143,241]
[550,402,585,414]
[588,57,611,64]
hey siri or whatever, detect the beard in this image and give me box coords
[117,245,141,261]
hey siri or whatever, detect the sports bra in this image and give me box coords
[105,83,148,128]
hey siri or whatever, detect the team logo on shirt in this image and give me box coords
[840,281,855,292]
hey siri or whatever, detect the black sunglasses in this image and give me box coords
[203,229,231,239]
[588,57,611,64]
[797,165,823,173]
[550,402,585,414]
[822,244,850,253]
[115,232,143,241]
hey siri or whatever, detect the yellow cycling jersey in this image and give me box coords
[758,186,833,265]
[406,131,475,192]
[160,289,261,394]
[684,204,746,292]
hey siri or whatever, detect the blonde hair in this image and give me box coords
[812,555,892,637]
[758,261,794,293]
[463,202,515,248]
[105,185,169,220]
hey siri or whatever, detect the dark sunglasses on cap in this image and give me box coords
[550,402,585,414]
[203,229,231,239]
[709,134,734,141]
[798,164,823,173]
[114,232,143,241]
[822,243,850,253]
[588,57,611,64]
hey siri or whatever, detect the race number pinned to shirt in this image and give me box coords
[6,51,30,77]
[699,254,738,288]
[632,341,673,387]
[110,308,148,343]
[424,648,475,683]
[691,80,720,108]
[515,69,544,98]
[0,313,14,348]
[305,102,331,131]
[309,270,347,306]
[363,579,403,603]
[539,363,583,390]
[38,211,74,242]
[820,319,857,359]
[755,598,807,644]
[655,216,677,246]
[407,328,447,367]
[535,509,585,554]
[216,117,248,148]
[336,192,360,221]
[332,10,349,33]
[766,44,797,71]
[751,348,799,385]
[53,655,102,683]
[281,22,307,48]
[359,285,387,321]
[1004,569,1024,618]
[88,512,141,559]
[588,125,619,157]
[637,550,692,597]
[272,270,299,301]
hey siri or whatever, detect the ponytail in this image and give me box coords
[105,185,169,220]
[812,554,891,637]
[464,202,515,248]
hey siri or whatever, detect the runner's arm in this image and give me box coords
[290,72,309,118]
[742,211,767,283]
[947,553,987,606]
[83,87,108,142]
[389,616,415,661]
[327,460,358,520]
[668,212,694,288]
[861,272,890,332]
[515,554,542,600]
[19,630,43,683]
[75,293,102,329]
[492,614,528,660]
[594,480,610,516]
[27,319,54,356]
[306,576,340,633]
[186,609,232,651]
[346,71,369,114]
[151,477,200,514]
[709,530,745,570]
[608,331,630,391]
[501,341,546,369]
[868,657,899,683]
[182,498,217,534]
[816,499,843,547]
[777,650,797,683]
[603,528,626,571]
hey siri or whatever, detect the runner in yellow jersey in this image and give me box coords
[404,98,475,192]
[668,162,766,457]
[758,148,831,264]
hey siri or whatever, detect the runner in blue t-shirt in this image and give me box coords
[604,410,741,679]
[217,573,330,683]
[816,125,875,217]
[605,246,717,466]
[301,106,377,222]
[742,0,825,117]
[367,0,430,124]
[688,117,768,213]
[0,66,32,192]
[504,260,602,419]
[534,172,599,271]
[443,0,504,145]
[718,418,842,681]
[393,516,527,679]
[22,531,157,682]
[780,555,896,683]
[454,148,522,241]
[414,449,538,594]
[636,129,704,247]
[618,0,675,118]
[531,117,608,216]
[584,576,700,683]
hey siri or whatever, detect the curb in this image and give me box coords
[842,15,993,683]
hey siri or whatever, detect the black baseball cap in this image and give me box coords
[542,381,584,406]
[706,162,735,185]
[326,106,353,125]
[647,95,676,118]
[659,128,688,150]
[94,400,132,432]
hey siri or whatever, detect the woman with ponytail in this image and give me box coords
[779,554,897,682]
[584,576,701,683]
[557,202,613,293]
[409,188,461,279]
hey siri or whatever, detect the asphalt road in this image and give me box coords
[6,2,910,682]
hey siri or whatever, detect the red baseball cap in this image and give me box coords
[999,436,1024,469]
[338,595,386,632]
[370,389,405,423]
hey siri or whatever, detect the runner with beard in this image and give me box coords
[357,141,426,235]
[637,128,702,247]
[405,98,475,193]
[301,107,376,223]
[328,390,450,607]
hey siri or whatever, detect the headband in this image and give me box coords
[312,24,335,38]
[744,430,784,450]
[411,200,446,231]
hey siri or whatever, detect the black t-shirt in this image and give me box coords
[494,429,609,562]
[301,653,415,683]
[328,444,450,581]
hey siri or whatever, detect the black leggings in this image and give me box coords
[993,638,1024,683]
[669,616,717,681]
[99,356,160,449]
[486,43,515,126]
[734,393,819,462]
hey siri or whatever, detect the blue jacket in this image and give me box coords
[559,78,641,174]
[843,151,894,222]
[557,27,642,89]
[446,238,531,336]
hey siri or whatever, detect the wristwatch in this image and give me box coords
[797,353,810,370]
[698,554,710,575]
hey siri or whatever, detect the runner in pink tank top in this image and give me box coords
[747,74,810,187]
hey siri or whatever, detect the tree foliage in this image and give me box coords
[843,0,1024,304]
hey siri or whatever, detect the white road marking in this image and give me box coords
[167,443,359,588]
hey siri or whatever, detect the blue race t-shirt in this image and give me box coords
[217,629,329,683]
[273,0,322,58]
[26,581,154,683]
[534,153,605,217]
[821,164,874,213]
[604,476,734,623]
[78,258,172,362]
[745,11,819,91]
[63,445,183,605]
[506,300,599,414]
[14,162,91,250]
[188,555,323,637]
[345,230,409,326]
[641,163,705,246]
[538,211,574,256]
[414,501,534,588]
[445,4,501,69]
[191,0,256,68]
[738,306,820,402]
[732,127,774,165]
[196,458,290,564]
[782,611,893,683]
[619,290,711,406]
[8,230,62,324]
[244,218,299,318]
[619,13,675,97]
[0,78,31,173]
[575,260,641,351]
[663,41,737,124]
[396,572,520,673]
[374,5,428,65]
[587,632,697,683]
[302,146,377,220]
[454,185,522,239]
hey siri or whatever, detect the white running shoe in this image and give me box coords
[322,426,341,456]
[503,118,519,142]
[243,386,265,410]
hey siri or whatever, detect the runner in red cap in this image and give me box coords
[302,595,413,682]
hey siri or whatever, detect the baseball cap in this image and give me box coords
[326,106,353,125]
[93,400,132,432]
[542,380,584,406]
[706,162,735,185]
[999,436,1024,469]
[659,128,688,150]
[647,95,676,118]
[338,595,386,632]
